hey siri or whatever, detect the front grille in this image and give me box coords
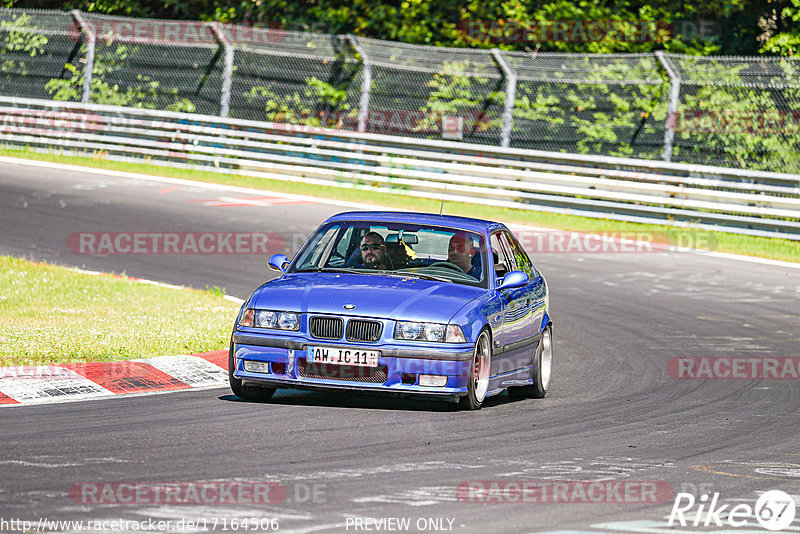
[271,362,286,375]
[310,316,343,340]
[346,319,383,342]
[298,360,388,383]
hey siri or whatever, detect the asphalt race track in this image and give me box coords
[2,158,799,534]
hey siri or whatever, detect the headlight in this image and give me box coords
[239,309,299,331]
[255,310,277,328]
[394,321,466,343]
[277,312,298,330]
[424,323,445,342]
[395,321,424,340]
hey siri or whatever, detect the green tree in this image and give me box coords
[1,13,48,80]
[761,0,800,55]
[45,42,196,111]
[246,76,348,126]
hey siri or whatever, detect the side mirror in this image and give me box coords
[498,270,528,290]
[268,253,290,273]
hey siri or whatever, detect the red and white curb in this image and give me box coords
[0,350,229,407]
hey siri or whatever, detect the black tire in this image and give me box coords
[228,342,276,402]
[508,325,552,399]
[459,329,492,410]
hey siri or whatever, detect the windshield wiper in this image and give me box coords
[386,271,453,283]
[295,268,453,283]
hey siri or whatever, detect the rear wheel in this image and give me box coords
[459,330,491,410]
[228,342,276,402]
[508,325,552,399]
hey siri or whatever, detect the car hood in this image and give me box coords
[249,272,483,322]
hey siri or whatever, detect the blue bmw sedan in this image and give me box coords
[229,211,552,409]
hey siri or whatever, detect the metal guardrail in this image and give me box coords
[2,96,799,240]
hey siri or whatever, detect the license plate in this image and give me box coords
[306,346,379,367]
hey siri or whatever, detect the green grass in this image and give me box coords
[0,256,240,366]
[2,145,799,263]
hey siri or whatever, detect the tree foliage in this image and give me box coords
[761,0,800,56]
[6,0,798,56]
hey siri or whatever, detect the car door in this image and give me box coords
[490,230,534,375]
[506,232,547,372]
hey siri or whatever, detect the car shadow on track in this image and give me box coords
[217,389,519,412]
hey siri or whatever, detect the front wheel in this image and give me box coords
[228,342,276,402]
[459,330,492,410]
[508,325,552,399]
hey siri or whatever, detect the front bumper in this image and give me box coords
[232,331,474,398]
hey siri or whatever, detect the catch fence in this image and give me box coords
[1,8,799,173]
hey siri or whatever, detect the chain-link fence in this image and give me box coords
[343,38,507,145]
[83,13,226,115]
[0,9,79,102]
[504,52,668,159]
[663,54,800,174]
[227,29,357,125]
[2,8,799,173]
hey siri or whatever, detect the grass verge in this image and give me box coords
[0,256,240,366]
[2,146,799,263]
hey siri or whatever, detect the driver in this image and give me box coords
[448,232,480,278]
[360,232,389,270]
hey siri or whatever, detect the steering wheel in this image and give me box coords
[427,261,466,273]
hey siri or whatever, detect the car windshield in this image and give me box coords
[290,221,488,288]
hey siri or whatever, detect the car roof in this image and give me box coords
[324,211,506,234]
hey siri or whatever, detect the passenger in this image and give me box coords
[448,232,481,278]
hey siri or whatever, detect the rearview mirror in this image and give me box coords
[268,253,290,273]
[385,233,419,245]
[498,270,528,290]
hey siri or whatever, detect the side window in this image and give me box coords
[506,232,534,278]
[490,232,515,279]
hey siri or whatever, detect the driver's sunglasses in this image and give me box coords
[360,243,383,251]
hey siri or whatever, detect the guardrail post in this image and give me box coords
[655,51,681,163]
[70,10,95,104]
[211,23,234,118]
[348,35,372,133]
[491,49,517,148]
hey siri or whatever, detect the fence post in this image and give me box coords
[70,10,95,104]
[655,51,681,162]
[348,35,372,133]
[491,49,517,148]
[211,22,234,118]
